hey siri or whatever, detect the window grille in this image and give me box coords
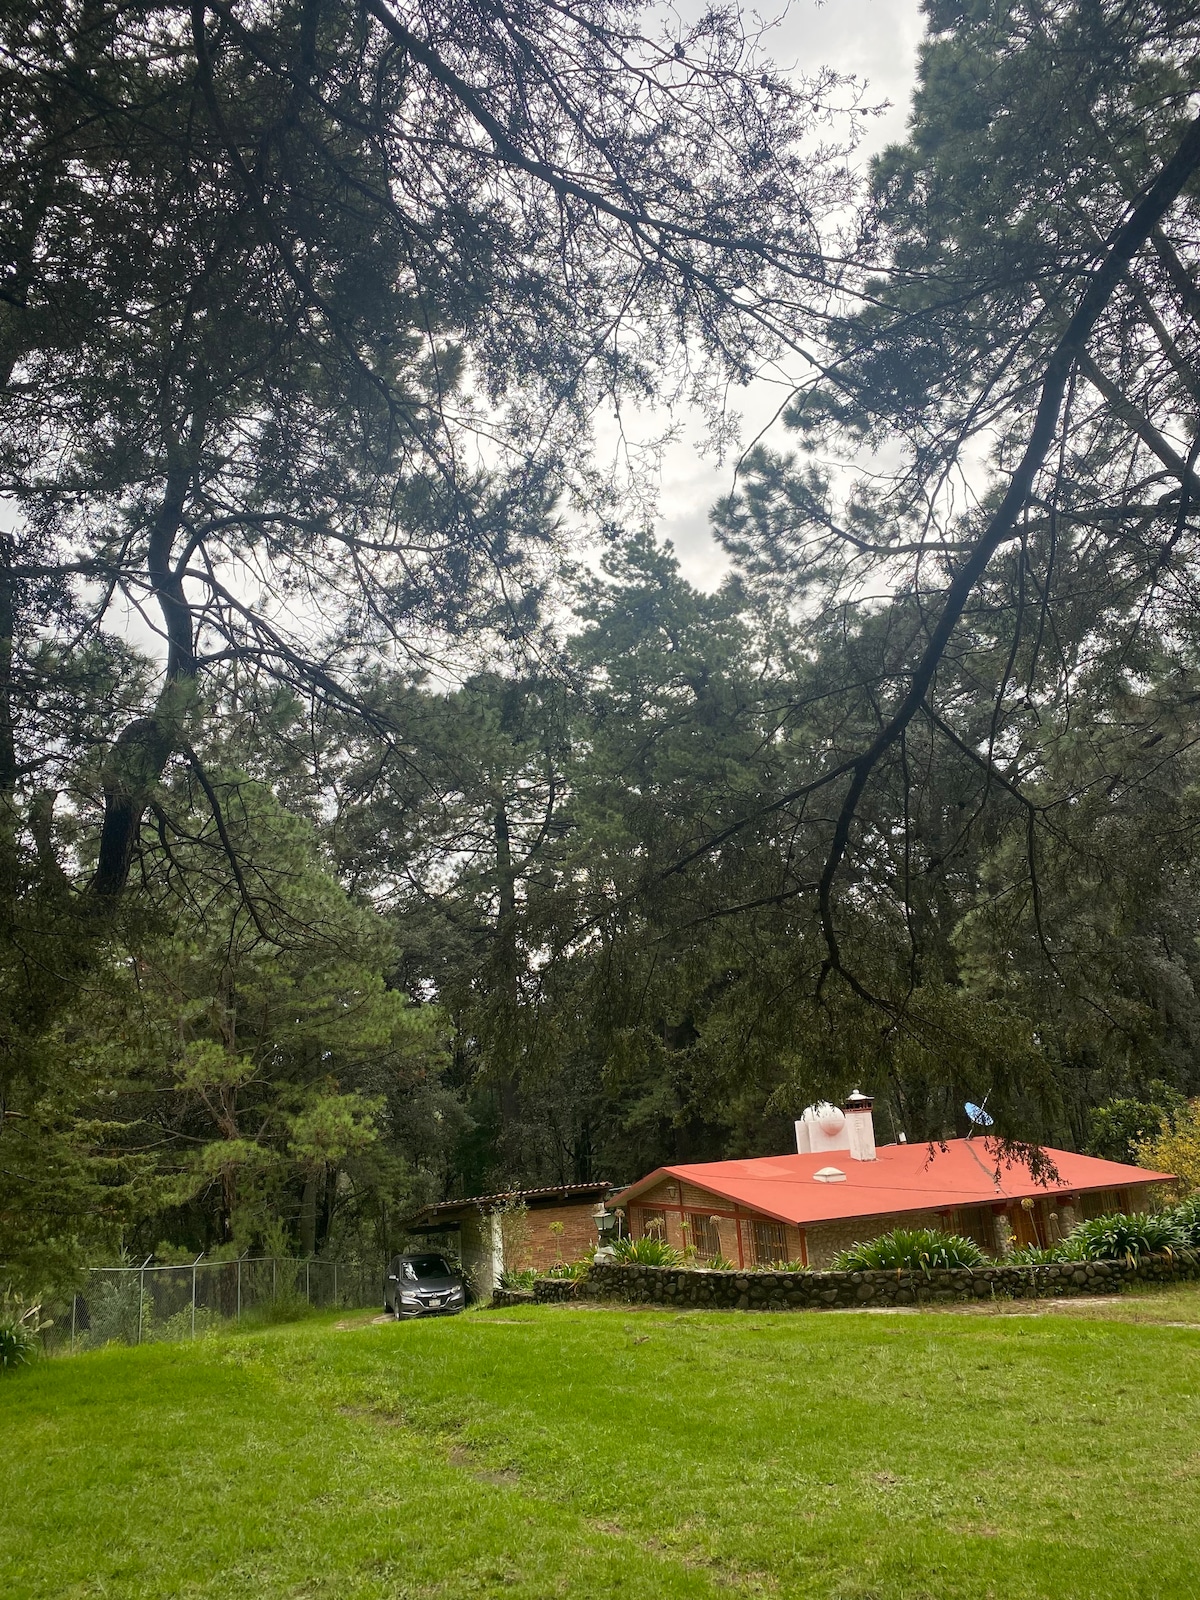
[688,1214,721,1259]
[751,1219,787,1265]
[956,1206,994,1250]
[638,1209,667,1239]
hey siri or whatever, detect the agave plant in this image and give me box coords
[543,1257,592,1280]
[611,1235,684,1267]
[1007,1245,1067,1266]
[498,1267,538,1292]
[832,1228,986,1273]
[1063,1212,1191,1264]
[1166,1195,1200,1249]
[0,1302,42,1373]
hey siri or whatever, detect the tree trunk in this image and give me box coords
[0,546,18,920]
[493,801,522,1132]
[92,452,200,901]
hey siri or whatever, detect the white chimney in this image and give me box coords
[843,1090,876,1162]
[795,1103,850,1154]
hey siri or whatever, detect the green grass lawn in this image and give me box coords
[5,1290,1200,1600]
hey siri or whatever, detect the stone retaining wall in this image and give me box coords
[491,1278,581,1307]
[490,1286,535,1307]
[531,1277,584,1302]
[552,1254,1196,1311]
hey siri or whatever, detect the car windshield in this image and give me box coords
[406,1254,454,1278]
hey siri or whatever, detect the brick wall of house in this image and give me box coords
[804,1210,944,1269]
[508,1202,601,1273]
[627,1181,961,1270]
[626,1178,808,1268]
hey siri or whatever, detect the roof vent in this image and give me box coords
[813,1166,847,1183]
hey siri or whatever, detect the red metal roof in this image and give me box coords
[609,1141,1175,1228]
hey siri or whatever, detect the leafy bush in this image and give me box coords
[705,1254,737,1272]
[544,1258,592,1280]
[84,1275,151,1347]
[611,1235,683,1267]
[832,1228,986,1273]
[1166,1194,1200,1248]
[1007,1245,1066,1266]
[159,1305,217,1340]
[498,1267,537,1291]
[1136,1095,1200,1193]
[758,1259,807,1273]
[1062,1212,1191,1264]
[1087,1086,1183,1163]
[0,1304,40,1373]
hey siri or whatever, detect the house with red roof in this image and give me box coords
[608,1093,1175,1269]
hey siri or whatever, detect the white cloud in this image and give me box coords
[659,0,925,589]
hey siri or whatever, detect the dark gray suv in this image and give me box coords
[386,1252,466,1319]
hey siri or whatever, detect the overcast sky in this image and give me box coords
[109,1,927,664]
[655,0,926,588]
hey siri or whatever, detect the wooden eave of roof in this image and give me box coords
[407,1181,614,1227]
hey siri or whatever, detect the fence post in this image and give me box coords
[137,1256,151,1345]
[71,1292,77,1351]
[236,1254,242,1324]
[272,1257,277,1300]
[333,1261,338,1307]
[191,1253,204,1339]
[306,1259,311,1305]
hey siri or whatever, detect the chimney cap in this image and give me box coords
[843,1089,874,1110]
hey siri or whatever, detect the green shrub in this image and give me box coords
[544,1258,592,1280]
[1062,1212,1191,1264]
[237,1258,314,1326]
[1166,1195,1200,1248]
[758,1259,807,1273]
[157,1304,218,1342]
[832,1228,986,1273]
[706,1254,737,1272]
[611,1235,683,1267]
[84,1276,151,1347]
[0,1315,36,1373]
[1007,1245,1066,1266]
[498,1267,537,1291]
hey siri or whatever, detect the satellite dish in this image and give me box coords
[813,1166,847,1183]
[965,1101,994,1128]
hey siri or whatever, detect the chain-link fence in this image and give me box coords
[31,1256,385,1356]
